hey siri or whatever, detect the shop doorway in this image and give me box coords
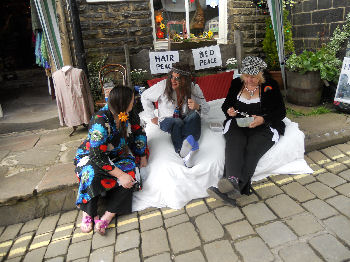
[0,0,59,133]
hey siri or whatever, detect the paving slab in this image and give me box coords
[139,211,163,232]
[253,181,283,199]
[116,212,139,233]
[213,206,244,225]
[7,232,34,258]
[44,237,70,259]
[242,202,276,225]
[338,169,350,181]
[235,193,259,207]
[324,161,348,174]
[195,213,224,242]
[234,237,274,262]
[174,250,205,262]
[292,173,316,185]
[45,256,65,262]
[114,248,140,262]
[302,198,338,219]
[0,240,13,260]
[334,182,350,196]
[71,228,93,244]
[256,221,297,248]
[36,163,77,193]
[36,214,59,235]
[281,181,315,202]
[205,197,225,209]
[269,174,293,185]
[167,222,200,254]
[161,208,185,219]
[51,223,74,241]
[204,240,238,262]
[278,243,322,262]
[265,194,304,218]
[91,227,116,250]
[23,247,46,262]
[0,168,46,203]
[164,213,189,228]
[335,143,350,155]
[115,229,140,252]
[0,134,40,152]
[309,234,350,262]
[326,195,350,218]
[305,182,337,200]
[324,215,350,246]
[57,210,78,226]
[0,150,9,162]
[89,245,114,262]
[34,131,74,148]
[285,213,324,236]
[66,239,91,261]
[316,172,347,188]
[20,218,42,234]
[0,223,23,242]
[225,220,255,240]
[141,227,170,257]
[321,146,346,160]
[14,147,60,167]
[145,252,171,262]
[185,200,209,217]
[29,232,52,251]
[307,151,331,166]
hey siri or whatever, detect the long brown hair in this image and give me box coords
[165,62,192,106]
[108,85,134,139]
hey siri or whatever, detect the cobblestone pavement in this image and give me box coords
[1,141,350,262]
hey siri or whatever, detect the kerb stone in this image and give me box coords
[167,222,200,254]
[195,213,224,242]
[204,240,238,262]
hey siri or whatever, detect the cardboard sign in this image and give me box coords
[334,57,350,104]
[149,51,179,74]
[192,45,222,70]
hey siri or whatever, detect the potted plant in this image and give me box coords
[262,9,294,89]
[131,68,148,93]
[169,31,217,51]
[285,12,350,106]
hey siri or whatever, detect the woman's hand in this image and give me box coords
[227,107,237,117]
[188,99,200,110]
[249,115,264,128]
[151,117,158,125]
[118,172,135,189]
[139,156,148,168]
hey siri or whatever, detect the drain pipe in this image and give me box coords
[67,0,88,77]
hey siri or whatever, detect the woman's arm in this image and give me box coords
[141,80,166,119]
[222,78,241,118]
[261,83,286,124]
[191,83,210,116]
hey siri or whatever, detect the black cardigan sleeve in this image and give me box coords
[222,78,242,119]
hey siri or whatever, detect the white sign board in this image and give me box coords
[192,45,222,70]
[334,57,350,104]
[149,51,179,74]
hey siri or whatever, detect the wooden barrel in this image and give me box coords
[286,70,322,106]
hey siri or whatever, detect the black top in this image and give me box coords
[222,77,286,135]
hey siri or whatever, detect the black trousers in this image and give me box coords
[79,186,133,218]
[224,120,274,195]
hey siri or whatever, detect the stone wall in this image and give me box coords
[74,0,154,64]
[227,0,267,57]
[290,0,350,53]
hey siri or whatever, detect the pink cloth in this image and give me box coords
[52,67,94,127]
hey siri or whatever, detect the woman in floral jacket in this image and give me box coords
[74,85,148,235]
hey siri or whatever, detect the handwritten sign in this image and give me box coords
[334,57,350,104]
[192,45,222,70]
[149,51,179,74]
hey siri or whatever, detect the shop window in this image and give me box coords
[151,0,227,49]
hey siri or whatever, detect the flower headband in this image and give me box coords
[171,67,191,76]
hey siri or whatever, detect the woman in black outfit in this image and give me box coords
[207,56,286,203]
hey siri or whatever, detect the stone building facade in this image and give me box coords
[290,0,350,53]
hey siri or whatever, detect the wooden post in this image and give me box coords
[56,0,73,66]
[124,44,132,87]
[234,30,244,70]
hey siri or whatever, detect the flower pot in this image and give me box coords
[269,71,284,90]
[286,71,322,106]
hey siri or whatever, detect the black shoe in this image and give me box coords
[218,176,240,194]
[206,187,237,207]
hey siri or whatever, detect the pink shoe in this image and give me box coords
[80,215,93,233]
[94,218,109,235]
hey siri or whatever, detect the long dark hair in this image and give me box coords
[108,85,134,139]
[165,62,192,107]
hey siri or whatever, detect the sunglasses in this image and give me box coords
[170,75,181,81]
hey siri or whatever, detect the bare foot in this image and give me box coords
[94,211,115,235]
